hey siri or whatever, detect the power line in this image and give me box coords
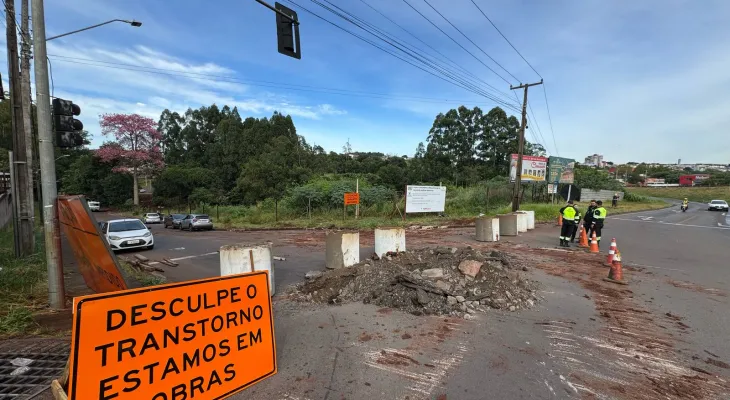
[325,0,510,104]
[420,0,519,83]
[284,0,520,111]
[358,0,480,85]
[543,84,559,156]
[307,0,518,108]
[48,55,513,107]
[401,0,512,86]
[468,0,559,156]
[468,0,541,78]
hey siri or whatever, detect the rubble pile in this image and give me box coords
[293,247,539,317]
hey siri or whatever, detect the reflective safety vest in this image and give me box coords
[574,210,582,223]
[562,205,577,220]
[593,207,607,220]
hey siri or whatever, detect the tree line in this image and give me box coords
[1,100,547,209]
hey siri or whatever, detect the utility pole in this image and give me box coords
[6,0,34,256]
[20,0,35,235]
[32,0,66,309]
[510,79,543,212]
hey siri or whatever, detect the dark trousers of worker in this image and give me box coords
[585,220,594,240]
[570,223,581,242]
[560,222,574,243]
[593,221,604,246]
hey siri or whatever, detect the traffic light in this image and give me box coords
[52,98,84,148]
[275,2,300,59]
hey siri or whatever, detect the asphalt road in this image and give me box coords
[61,207,729,399]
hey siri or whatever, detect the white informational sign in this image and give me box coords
[405,185,446,213]
[547,183,557,194]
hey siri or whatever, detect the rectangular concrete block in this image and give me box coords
[220,244,275,295]
[497,214,519,236]
[475,217,500,242]
[514,212,528,233]
[326,231,360,269]
[524,210,535,230]
[374,228,406,257]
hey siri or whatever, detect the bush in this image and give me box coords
[623,191,650,202]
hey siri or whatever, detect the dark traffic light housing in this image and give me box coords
[275,2,300,59]
[52,98,84,148]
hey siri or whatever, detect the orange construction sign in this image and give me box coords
[344,192,360,206]
[58,195,128,293]
[67,271,277,400]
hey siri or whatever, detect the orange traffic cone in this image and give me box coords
[604,251,627,285]
[557,214,563,226]
[606,238,617,265]
[578,226,589,248]
[589,232,599,253]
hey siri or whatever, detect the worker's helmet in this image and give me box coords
[684,197,688,200]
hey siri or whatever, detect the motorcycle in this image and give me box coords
[681,203,688,212]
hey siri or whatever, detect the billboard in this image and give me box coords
[510,154,548,182]
[548,157,575,184]
[405,185,446,213]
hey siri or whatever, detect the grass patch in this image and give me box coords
[0,228,47,336]
[120,261,166,287]
[629,186,730,203]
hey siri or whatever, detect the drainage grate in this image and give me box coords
[0,339,70,399]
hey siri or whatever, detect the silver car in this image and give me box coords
[143,213,162,224]
[180,214,213,231]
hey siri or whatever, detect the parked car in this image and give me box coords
[180,214,213,231]
[707,200,729,211]
[87,200,100,211]
[100,219,154,250]
[143,213,162,224]
[164,213,186,229]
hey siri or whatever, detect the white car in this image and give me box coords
[101,219,154,251]
[143,213,162,224]
[87,201,100,211]
[708,200,729,211]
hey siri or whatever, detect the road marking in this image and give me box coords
[171,247,186,251]
[610,217,730,230]
[638,216,654,221]
[145,251,219,265]
[676,215,696,225]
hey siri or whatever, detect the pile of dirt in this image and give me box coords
[292,246,539,317]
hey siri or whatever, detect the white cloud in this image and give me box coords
[37,40,349,147]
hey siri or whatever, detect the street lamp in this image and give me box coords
[46,19,142,41]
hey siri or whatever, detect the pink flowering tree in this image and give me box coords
[97,114,164,205]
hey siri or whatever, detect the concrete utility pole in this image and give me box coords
[31,0,66,309]
[6,0,34,256]
[20,0,35,234]
[510,79,543,212]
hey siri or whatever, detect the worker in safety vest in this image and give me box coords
[591,200,608,247]
[584,199,597,239]
[570,206,582,243]
[559,200,578,247]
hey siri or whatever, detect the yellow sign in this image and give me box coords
[67,272,277,400]
[58,195,128,292]
[344,192,360,206]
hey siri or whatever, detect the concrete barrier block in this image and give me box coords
[497,214,519,236]
[220,244,276,295]
[475,217,500,242]
[326,231,360,269]
[524,210,535,230]
[514,212,528,233]
[374,228,406,257]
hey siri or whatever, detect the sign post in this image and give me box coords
[67,272,277,400]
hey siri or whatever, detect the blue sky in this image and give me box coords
[3,0,730,163]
